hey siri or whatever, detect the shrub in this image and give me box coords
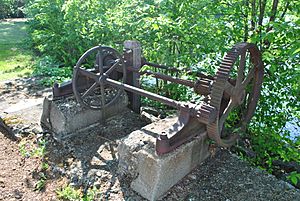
[0,0,25,19]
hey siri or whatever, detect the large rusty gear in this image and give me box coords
[207,43,264,147]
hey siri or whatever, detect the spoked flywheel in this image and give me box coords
[72,46,126,110]
[207,43,264,147]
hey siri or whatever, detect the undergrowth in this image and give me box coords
[56,185,101,201]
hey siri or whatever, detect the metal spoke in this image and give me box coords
[77,68,99,81]
[219,98,236,131]
[96,50,100,70]
[224,81,235,97]
[236,51,246,86]
[82,82,98,98]
[98,48,104,74]
[242,66,255,88]
[105,59,120,75]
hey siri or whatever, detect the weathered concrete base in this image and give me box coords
[118,117,210,201]
[41,93,128,140]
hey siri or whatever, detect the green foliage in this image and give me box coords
[34,172,47,191]
[32,56,72,86]
[26,0,238,67]
[288,171,300,186]
[0,0,25,19]
[18,138,47,158]
[18,137,49,192]
[56,185,81,201]
[56,185,101,201]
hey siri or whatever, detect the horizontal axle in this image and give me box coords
[105,77,216,124]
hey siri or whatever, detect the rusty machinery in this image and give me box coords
[52,42,264,155]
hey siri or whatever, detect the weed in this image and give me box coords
[33,139,47,157]
[18,140,31,158]
[56,185,102,201]
[56,185,81,200]
[18,138,47,158]
[41,161,49,171]
[35,172,47,191]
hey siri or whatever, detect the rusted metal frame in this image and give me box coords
[52,71,96,99]
[127,66,195,88]
[156,110,206,155]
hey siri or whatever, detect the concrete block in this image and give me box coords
[41,92,128,140]
[118,117,210,201]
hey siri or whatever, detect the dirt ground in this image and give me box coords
[0,78,300,201]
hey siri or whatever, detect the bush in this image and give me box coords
[0,0,25,19]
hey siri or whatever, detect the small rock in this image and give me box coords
[13,190,23,199]
[4,81,13,86]
[188,174,197,180]
[1,90,10,94]
[0,180,5,188]
[66,157,74,165]
[94,181,101,189]
[177,186,184,191]
[96,171,102,177]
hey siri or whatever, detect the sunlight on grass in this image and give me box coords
[0,20,34,81]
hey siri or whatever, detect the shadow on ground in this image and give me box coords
[44,110,149,199]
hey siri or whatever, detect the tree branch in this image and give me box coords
[258,0,267,26]
[244,0,250,41]
[265,0,279,48]
[269,0,279,25]
[280,0,290,20]
[250,0,256,31]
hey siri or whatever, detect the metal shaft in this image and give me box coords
[143,61,181,72]
[127,67,194,88]
[105,78,182,109]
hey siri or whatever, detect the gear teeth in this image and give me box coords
[218,66,231,71]
[220,61,233,66]
[207,42,260,148]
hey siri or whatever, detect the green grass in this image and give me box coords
[0,20,34,81]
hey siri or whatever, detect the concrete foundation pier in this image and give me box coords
[118,117,210,201]
[40,92,128,140]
